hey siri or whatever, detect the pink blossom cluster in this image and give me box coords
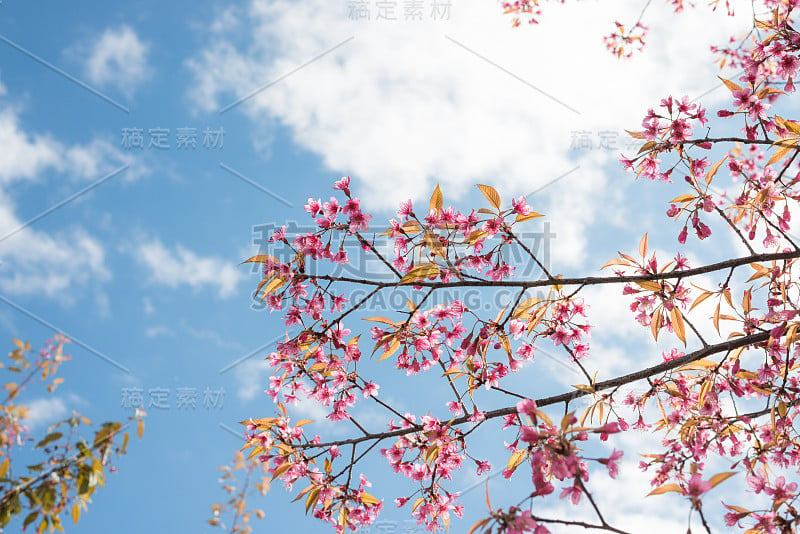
[603,21,647,59]
[244,414,383,533]
[381,414,467,531]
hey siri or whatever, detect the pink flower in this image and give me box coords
[362,381,380,398]
[304,198,322,216]
[598,449,623,479]
[334,176,351,193]
[516,398,537,418]
[446,401,463,416]
[520,426,539,443]
[686,473,712,498]
[348,210,372,233]
[559,483,582,504]
[512,196,532,215]
[398,200,413,218]
[476,461,491,476]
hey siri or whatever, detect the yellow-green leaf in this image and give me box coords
[512,297,541,319]
[515,212,544,222]
[669,193,697,204]
[430,184,443,212]
[360,492,381,506]
[718,76,743,95]
[377,339,401,363]
[601,258,631,269]
[689,290,714,312]
[466,230,488,246]
[305,487,321,514]
[506,449,526,471]
[364,316,394,325]
[260,276,288,299]
[677,358,718,372]
[636,281,662,292]
[705,155,728,184]
[767,139,797,166]
[648,483,683,496]
[241,255,280,265]
[271,461,293,480]
[670,307,686,346]
[477,184,501,210]
[400,263,440,284]
[708,471,737,488]
[625,130,648,139]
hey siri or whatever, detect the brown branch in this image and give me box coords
[298,330,772,450]
[299,250,800,291]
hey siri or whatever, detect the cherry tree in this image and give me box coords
[230,1,800,533]
[0,337,144,532]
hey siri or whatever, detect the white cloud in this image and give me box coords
[24,397,69,431]
[134,238,245,298]
[145,325,170,338]
[0,108,62,184]
[187,0,751,269]
[0,105,139,185]
[234,358,269,401]
[0,203,111,301]
[79,25,151,97]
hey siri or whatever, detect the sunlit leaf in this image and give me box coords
[670,307,686,346]
[689,290,714,312]
[241,255,280,265]
[718,76,743,94]
[636,281,662,292]
[669,194,697,204]
[766,139,797,166]
[305,487,321,514]
[360,492,381,506]
[477,184,502,210]
[708,471,737,488]
[36,432,63,449]
[648,483,683,496]
[601,258,631,269]
[377,339,401,363]
[515,212,544,222]
[506,449,526,471]
[430,185,443,212]
[705,155,728,184]
[400,263,440,284]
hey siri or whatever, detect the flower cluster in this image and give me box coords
[603,21,648,59]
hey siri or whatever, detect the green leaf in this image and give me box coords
[399,263,439,284]
[35,432,63,449]
[23,511,38,529]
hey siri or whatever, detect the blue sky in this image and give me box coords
[0,0,782,532]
